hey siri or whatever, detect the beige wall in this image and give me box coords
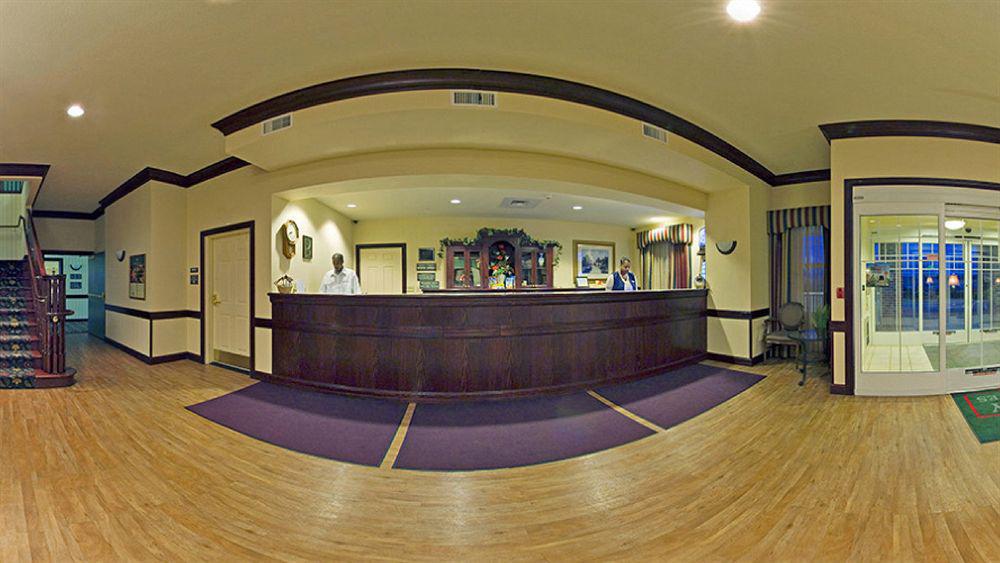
[768,181,830,210]
[105,184,151,310]
[272,197,354,293]
[34,217,96,253]
[829,136,1000,386]
[353,215,636,292]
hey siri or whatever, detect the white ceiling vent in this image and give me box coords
[262,114,293,135]
[500,197,541,209]
[452,90,497,107]
[642,123,668,143]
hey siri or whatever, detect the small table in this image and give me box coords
[788,329,827,386]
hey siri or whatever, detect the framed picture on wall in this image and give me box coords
[418,247,435,261]
[43,257,63,276]
[129,254,146,300]
[302,235,313,260]
[573,240,615,279]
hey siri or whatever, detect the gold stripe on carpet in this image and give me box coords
[380,402,417,469]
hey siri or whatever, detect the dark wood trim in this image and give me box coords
[254,317,273,329]
[103,304,197,320]
[95,157,250,217]
[839,176,1000,396]
[820,120,1000,144]
[0,163,50,207]
[101,335,151,363]
[829,320,846,332]
[210,68,783,184]
[32,210,95,221]
[101,335,193,365]
[770,169,831,187]
[199,220,255,376]
[706,352,765,366]
[355,243,407,293]
[43,249,95,256]
[706,308,769,320]
[66,293,88,299]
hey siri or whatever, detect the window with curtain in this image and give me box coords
[768,206,831,331]
[636,224,693,290]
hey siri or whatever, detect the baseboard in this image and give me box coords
[102,336,197,366]
[829,383,853,395]
[150,352,190,365]
[102,336,152,363]
[706,352,765,366]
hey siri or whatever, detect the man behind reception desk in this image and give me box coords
[319,253,362,295]
[605,257,638,291]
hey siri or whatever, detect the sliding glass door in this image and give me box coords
[854,192,999,395]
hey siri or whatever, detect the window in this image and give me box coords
[698,227,706,279]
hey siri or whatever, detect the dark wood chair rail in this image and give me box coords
[268,289,707,401]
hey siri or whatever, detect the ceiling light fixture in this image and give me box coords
[450,199,461,205]
[66,104,85,118]
[572,205,583,210]
[346,203,357,208]
[726,0,761,22]
[945,219,966,231]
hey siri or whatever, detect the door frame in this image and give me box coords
[843,177,1000,395]
[200,221,255,374]
[355,243,407,294]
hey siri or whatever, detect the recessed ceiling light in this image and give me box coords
[572,205,583,210]
[450,199,461,204]
[346,203,357,208]
[945,219,966,231]
[726,0,760,22]
[66,104,85,118]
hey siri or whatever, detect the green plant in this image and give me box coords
[812,304,830,338]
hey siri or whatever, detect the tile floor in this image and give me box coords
[862,345,935,372]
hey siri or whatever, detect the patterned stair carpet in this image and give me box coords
[0,260,37,389]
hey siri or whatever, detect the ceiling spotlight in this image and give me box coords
[945,219,966,231]
[450,199,461,204]
[726,0,761,22]
[572,205,583,210]
[346,203,357,208]
[66,104,85,118]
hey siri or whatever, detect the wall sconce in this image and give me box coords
[715,240,737,255]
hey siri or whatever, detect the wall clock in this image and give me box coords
[715,240,738,255]
[281,220,299,259]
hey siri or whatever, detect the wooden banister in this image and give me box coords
[22,210,67,374]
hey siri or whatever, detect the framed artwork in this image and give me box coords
[418,247,435,261]
[302,235,313,260]
[573,240,614,279]
[576,276,590,288]
[129,254,146,300]
[44,257,63,276]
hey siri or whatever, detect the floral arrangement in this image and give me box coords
[438,227,563,266]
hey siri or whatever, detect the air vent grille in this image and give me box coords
[642,123,668,143]
[452,91,497,107]
[0,180,25,194]
[262,114,293,135]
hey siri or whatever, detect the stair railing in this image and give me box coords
[21,210,68,374]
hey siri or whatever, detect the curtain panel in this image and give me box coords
[767,206,831,358]
[637,223,693,289]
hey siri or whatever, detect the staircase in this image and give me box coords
[0,259,41,388]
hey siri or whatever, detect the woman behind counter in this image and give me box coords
[605,257,638,291]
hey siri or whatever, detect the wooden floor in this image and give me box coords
[2,335,997,561]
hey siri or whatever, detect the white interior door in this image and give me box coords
[359,246,403,294]
[211,231,250,357]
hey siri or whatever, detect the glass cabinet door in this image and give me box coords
[452,252,468,287]
[535,251,547,287]
[469,250,482,288]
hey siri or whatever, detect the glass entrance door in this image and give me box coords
[853,188,1000,396]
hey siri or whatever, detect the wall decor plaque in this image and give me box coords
[415,262,437,272]
[129,254,146,300]
[417,272,436,282]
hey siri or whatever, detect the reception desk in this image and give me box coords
[268,289,707,401]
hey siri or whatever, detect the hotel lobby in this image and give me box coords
[1,1,998,560]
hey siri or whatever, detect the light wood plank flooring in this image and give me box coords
[1,335,997,561]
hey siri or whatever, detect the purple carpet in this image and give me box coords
[594,363,764,430]
[186,382,407,467]
[392,392,654,471]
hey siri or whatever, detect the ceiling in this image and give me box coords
[2,1,998,212]
[309,186,697,227]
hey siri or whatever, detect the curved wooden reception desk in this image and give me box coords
[268,289,707,401]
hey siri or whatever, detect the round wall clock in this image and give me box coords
[282,220,300,259]
[715,240,738,255]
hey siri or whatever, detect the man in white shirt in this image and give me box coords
[319,253,362,295]
[605,257,638,291]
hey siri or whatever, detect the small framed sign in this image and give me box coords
[302,235,313,260]
[69,282,83,290]
[419,280,440,290]
[70,273,83,280]
[415,262,437,272]
[190,274,199,285]
[417,272,436,282]
[190,267,199,273]
[418,248,435,261]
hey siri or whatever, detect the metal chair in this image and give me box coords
[764,302,806,360]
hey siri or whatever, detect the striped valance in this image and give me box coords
[637,223,693,249]
[767,205,830,234]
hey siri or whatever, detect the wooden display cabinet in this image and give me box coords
[445,234,555,289]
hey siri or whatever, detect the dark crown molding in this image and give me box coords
[0,163,50,207]
[819,120,1000,144]
[770,169,831,187]
[212,68,797,186]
